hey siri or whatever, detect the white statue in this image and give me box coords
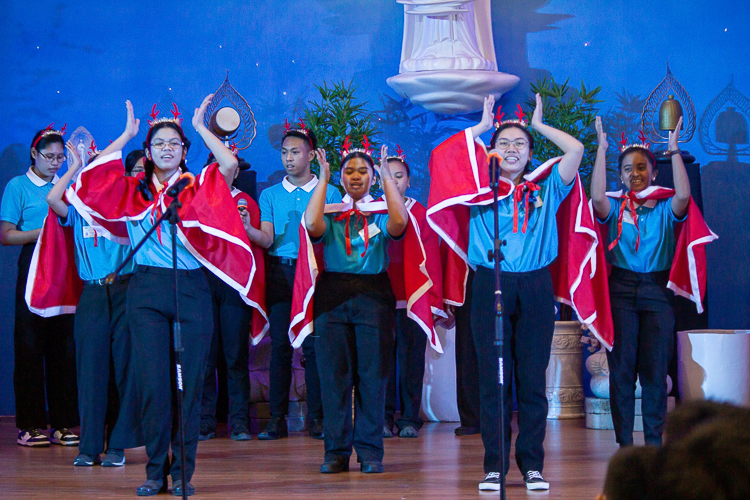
[387,0,518,114]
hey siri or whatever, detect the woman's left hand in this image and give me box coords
[375,145,392,180]
[668,116,683,152]
[193,94,213,131]
[66,141,82,171]
[531,93,544,128]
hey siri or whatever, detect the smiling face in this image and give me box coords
[388,159,410,198]
[281,136,314,178]
[31,141,65,180]
[492,125,532,182]
[619,150,655,192]
[146,127,186,176]
[341,156,374,202]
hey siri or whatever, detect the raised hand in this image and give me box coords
[595,116,608,151]
[531,93,544,128]
[375,145,392,180]
[668,116,683,151]
[316,148,330,183]
[193,94,214,131]
[124,100,140,140]
[65,140,82,171]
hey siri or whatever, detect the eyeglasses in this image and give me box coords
[495,139,529,150]
[36,151,67,163]
[150,140,184,150]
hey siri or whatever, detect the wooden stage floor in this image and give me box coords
[0,416,626,499]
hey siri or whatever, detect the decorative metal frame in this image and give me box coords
[641,63,696,144]
[699,76,750,157]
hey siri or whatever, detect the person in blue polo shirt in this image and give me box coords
[591,116,691,448]
[1,126,79,448]
[246,123,340,441]
[46,150,142,467]
[306,144,408,474]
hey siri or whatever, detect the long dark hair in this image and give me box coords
[142,122,191,185]
[29,130,65,165]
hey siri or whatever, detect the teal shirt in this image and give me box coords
[317,211,393,274]
[60,209,136,281]
[259,176,342,259]
[468,164,574,273]
[0,169,60,231]
[600,196,684,273]
[127,215,201,270]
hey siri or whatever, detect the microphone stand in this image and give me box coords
[105,194,189,500]
[488,156,506,500]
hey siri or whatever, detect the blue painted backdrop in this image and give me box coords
[1,0,749,415]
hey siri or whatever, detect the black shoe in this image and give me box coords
[258,416,288,440]
[454,425,480,436]
[398,425,419,438]
[308,418,324,440]
[230,424,252,441]
[524,470,549,490]
[320,456,349,473]
[136,479,166,496]
[172,479,195,496]
[360,461,384,473]
[198,428,215,441]
[383,425,394,438]
[478,472,500,491]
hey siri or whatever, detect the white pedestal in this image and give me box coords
[677,330,750,406]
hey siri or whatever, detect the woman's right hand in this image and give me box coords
[478,95,495,133]
[316,148,330,183]
[595,116,608,151]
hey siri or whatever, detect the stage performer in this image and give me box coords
[247,121,340,442]
[382,148,445,439]
[41,142,142,467]
[199,156,264,442]
[287,139,408,474]
[591,116,716,447]
[427,94,612,492]
[1,125,79,448]
[67,97,267,497]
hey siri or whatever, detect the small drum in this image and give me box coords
[209,107,241,138]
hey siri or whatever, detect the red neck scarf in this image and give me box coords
[513,180,541,234]
[608,191,643,252]
[149,180,170,245]
[334,207,369,258]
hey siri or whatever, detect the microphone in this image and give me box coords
[166,172,195,198]
[237,198,248,212]
[487,152,503,183]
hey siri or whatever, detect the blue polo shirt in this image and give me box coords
[468,164,573,273]
[1,168,60,231]
[259,175,341,259]
[600,196,684,273]
[316,208,393,274]
[127,214,201,270]
[60,209,136,281]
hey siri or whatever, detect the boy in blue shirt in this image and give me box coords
[247,123,341,441]
[1,126,79,448]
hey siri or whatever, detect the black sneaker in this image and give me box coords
[308,418,324,440]
[524,470,549,490]
[230,424,252,441]
[383,425,394,438]
[17,429,50,447]
[198,425,215,441]
[73,453,101,466]
[478,472,500,491]
[102,448,125,467]
[257,416,288,440]
[50,428,79,446]
[398,425,419,438]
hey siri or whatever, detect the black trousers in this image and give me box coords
[14,243,78,431]
[200,270,252,431]
[607,267,675,446]
[471,265,555,475]
[314,272,395,464]
[266,259,322,420]
[128,265,212,482]
[75,278,142,455]
[454,270,481,429]
[385,308,426,430]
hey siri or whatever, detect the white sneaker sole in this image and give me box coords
[526,481,550,491]
[478,483,500,491]
[17,439,50,447]
[50,439,79,446]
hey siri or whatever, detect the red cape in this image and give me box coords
[289,196,444,353]
[68,150,269,342]
[426,129,614,350]
[605,187,717,314]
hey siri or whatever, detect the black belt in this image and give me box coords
[84,273,133,286]
[269,256,297,266]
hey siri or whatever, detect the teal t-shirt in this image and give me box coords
[600,196,684,273]
[317,211,393,274]
[468,164,574,272]
[259,176,342,259]
[60,209,136,281]
[0,169,59,231]
[127,215,201,270]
